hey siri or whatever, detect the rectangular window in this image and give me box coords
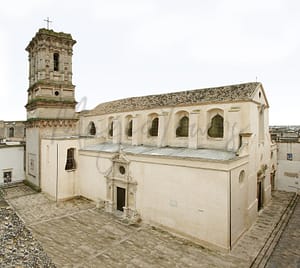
[287,153,293,161]
[65,148,76,170]
[3,171,12,183]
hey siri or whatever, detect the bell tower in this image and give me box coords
[25,28,77,119]
[25,28,78,190]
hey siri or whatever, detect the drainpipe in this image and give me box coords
[56,143,59,203]
[229,170,232,250]
[38,132,41,189]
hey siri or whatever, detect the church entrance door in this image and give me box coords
[270,171,276,190]
[257,181,263,211]
[117,187,126,211]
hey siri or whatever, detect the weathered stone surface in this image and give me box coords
[265,196,300,268]
[229,191,295,266]
[1,184,298,267]
[91,82,260,116]
[0,192,55,267]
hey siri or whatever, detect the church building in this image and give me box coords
[24,28,273,252]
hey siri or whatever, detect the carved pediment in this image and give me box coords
[112,145,130,164]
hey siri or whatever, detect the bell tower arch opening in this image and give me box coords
[53,52,60,71]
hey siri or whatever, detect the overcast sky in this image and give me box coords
[0,0,299,125]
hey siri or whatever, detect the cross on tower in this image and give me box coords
[44,17,52,29]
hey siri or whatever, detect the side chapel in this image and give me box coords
[24,28,273,251]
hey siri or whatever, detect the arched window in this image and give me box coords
[109,121,114,137]
[65,148,76,170]
[208,114,224,138]
[53,53,59,71]
[127,120,133,137]
[239,170,245,184]
[149,117,159,136]
[88,121,96,136]
[8,127,14,138]
[259,108,264,141]
[176,116,189,137]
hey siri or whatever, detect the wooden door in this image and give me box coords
[117,187,126,211]
[257,181,262,211]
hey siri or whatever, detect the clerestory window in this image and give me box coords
[65,148,76,170]
[88,121,96,136]
[176,116,189,137]
[149,117,159,137]
[109,121,114,137]
[127,120,133,137]
[208,114,224,138]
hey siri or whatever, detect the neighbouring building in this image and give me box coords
[0,121,26,143]
[0,143,25,185]
[270,126,300,193]
[0,121,26,185]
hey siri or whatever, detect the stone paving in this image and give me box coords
[229,191,296,266]
[0,187,55,267]
[265,196,300,268]
[1,184,297,267]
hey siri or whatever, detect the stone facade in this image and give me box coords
[13,28,274,252]
[24,29,78,190]
[40,80,273,251]
[25,28,77,122]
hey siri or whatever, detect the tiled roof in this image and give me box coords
[89,82,261,115]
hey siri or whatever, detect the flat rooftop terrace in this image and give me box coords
[82,143,237,161]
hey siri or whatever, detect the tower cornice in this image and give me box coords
[25,118,78,129]
[27,80,75,92]
[25,99,77,111]
[26,28,76,52]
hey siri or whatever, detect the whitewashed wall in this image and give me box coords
[77,151,110,201]
[0,145,25,184]
[276,142,300,193]
[130,157,230,250]
[41,139,80,200]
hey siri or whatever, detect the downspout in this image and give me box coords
[229,170,232,250]
[56,143,59,203]
[38,132,41,189]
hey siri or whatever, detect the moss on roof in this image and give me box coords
[90,82,261,116]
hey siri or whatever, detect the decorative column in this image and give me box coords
[119,117,126,144]
[112,118,121,144]
[132,114,141,146]
[197,110,207,148]
[227,107,240,151]
[188,110,200,149]
[105,179,114,213]
[157,111,169,147]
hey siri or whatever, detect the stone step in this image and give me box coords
[249,193,299,268]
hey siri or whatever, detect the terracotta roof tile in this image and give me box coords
[89,82,260,115]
